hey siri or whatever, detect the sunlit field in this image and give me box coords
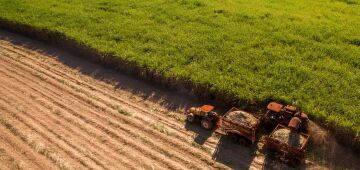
[1,0,359,136]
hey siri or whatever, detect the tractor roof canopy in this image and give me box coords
[267,102,283,112]
[201,105,214,113]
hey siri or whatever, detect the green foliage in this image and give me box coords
[0,0,359,135]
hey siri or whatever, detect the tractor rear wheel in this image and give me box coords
[228,133,239,142]
[186,113,195,123]
[201,119,213,130]
[238,137,250,146]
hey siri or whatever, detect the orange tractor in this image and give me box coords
[263,102,309,132]
[186,105,219,130]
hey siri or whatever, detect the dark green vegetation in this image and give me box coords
[0,0,359,137]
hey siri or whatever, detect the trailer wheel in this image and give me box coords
[238,137,251,146]
[288,158,301,167]
[301,122,309,133]
[228,133,239,142]
[238,138,248,146]
[186,113,195,123]
[201,119,213,130]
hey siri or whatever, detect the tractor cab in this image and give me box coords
[188,105,214,116]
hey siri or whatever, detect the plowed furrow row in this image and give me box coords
[0,49,218,162]
[0,121,57,170]
[0,49,222,169]
[0,44,219,147]
[0,71,191,170]
[0,43,218,150]
[0,132,36,170]
[0,108,82,170]
[0,63,186,169]
[0,96,109,170]
[0,73,162,170]
[0,82,137,170]
[0,150,13,170]
[0,145,21,170]
[0,50,219,152]
[0,98,104,170]
[26,99,161,170]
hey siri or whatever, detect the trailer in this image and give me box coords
[216,107,261,145]
[263,124,310,166]
[186,106,261,145]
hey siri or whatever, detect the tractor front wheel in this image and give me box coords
[186,113,195,123]
[201,119,213,130]
[288,158,301,167]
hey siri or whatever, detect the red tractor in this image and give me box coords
[263,102,309,132]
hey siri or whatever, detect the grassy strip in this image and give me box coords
[0,0,359,149]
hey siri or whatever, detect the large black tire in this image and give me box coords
[228,133,239,142]
[238,137,250,146]
[201,119,213,130]
[186,113,195,123]
[301,121,309,133]
[288,158,301,167]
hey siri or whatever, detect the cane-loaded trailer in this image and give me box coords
[262,124,310,166]
[186,105,261,145]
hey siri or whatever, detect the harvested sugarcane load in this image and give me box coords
[217,107,261,145]
[225,110,258,128]
[263,124,310,166]
[271,128,306,148]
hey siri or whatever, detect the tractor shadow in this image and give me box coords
[213,136,305,170]
[185,121,305,170]
[184,121,214,145]
[185,121,259,169]
[212,135,258,170]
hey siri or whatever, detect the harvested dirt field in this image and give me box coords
[0,30,358,170]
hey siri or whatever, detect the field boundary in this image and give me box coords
[0,18,358,152]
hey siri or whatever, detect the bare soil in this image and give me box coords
[0,30,358,169]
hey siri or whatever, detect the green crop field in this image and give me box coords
[0,0,359,137]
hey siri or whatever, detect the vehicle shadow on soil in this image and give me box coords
[213,135,258,170]
[185,121,260,169]
[213,136,307,170]
[185,121,308,170]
